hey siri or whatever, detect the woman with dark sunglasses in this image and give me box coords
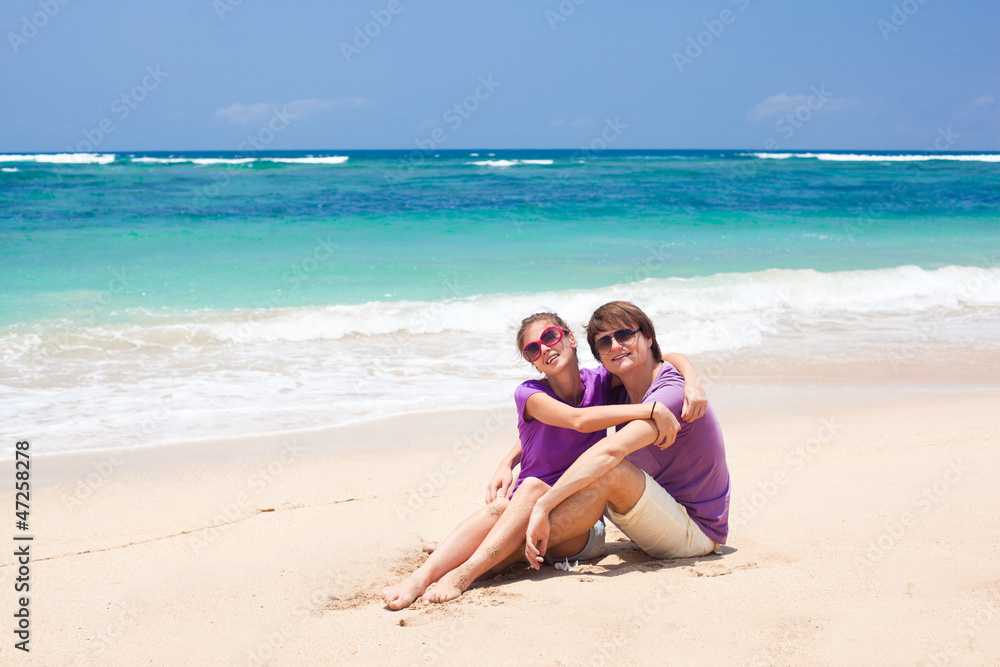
[382,311,707,610]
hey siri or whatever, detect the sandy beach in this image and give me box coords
[4,2,999,664]
[2,355,999,666]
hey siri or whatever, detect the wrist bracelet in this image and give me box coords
[649,401,656,419]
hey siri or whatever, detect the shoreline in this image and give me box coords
[3,366,998,664]
[12,344,1000,463]
[14,406,513,464]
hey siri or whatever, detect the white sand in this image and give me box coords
[2,375,998,665]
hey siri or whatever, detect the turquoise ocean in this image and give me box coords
[2,150,999,457]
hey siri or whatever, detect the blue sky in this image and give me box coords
[2,0,997,152]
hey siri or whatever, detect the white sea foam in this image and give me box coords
[130,156,349,165]
[131,157,192,164]
[190,158,256,165]
[467,159,555,167]
[0,153,117,164]
[1,167,19,172]
[748,152,1000,163]
[3,265,998,457]
[191,265,1000,346]
[263,156,349,164]
[129,157,255,165]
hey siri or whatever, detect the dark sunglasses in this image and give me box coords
[594,328,641,356]
[521,326,569,363]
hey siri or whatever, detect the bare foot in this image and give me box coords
[422,566,471,605]
[381,576,428,610]
[422,542,437,554]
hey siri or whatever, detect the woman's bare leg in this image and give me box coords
[423,478,591,604]
[381,497,508,610]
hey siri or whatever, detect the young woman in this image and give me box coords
[381,312,705,610]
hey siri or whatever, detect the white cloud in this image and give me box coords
[746,89,857,123]
[746,94,811,123]
[952,95,995,121]
[215,98,370,124]
[215,101,273,125]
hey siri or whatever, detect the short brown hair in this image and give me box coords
[586,301,661,361]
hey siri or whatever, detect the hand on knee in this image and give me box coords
[516,477,551,499]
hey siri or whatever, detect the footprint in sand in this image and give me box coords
[684,562,758,577]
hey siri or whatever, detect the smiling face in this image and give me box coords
[586,301,662,374]
[519,318,578,376]
[593,324,652,375]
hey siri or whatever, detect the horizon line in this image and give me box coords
[4,147,1000,155]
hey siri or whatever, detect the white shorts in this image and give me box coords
[543,519,605,565]
[605,471,718,559]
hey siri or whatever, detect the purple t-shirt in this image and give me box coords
[614,362,731,544]
[512,366,615,495]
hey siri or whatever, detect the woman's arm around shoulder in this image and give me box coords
[662,352,707,422]
[523,390,676,441]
